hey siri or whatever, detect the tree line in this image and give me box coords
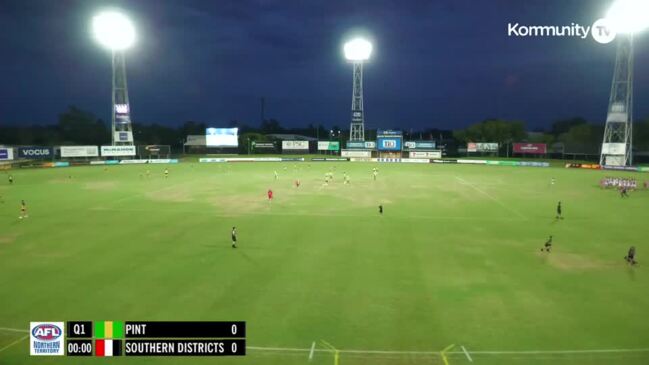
[2,106,649,154]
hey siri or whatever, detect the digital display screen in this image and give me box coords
[206,128,239,147]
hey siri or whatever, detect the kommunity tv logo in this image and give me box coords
[507,18,617,44]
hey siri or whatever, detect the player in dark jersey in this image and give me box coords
[620,186,629,198]
[555,201,562,220]
[19,200,28,219]
[625,246,636,265]
[231,227,237,248]
[378,205,383,215]
[541,235,553,252]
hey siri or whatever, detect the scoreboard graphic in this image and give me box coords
[377,130,403,151]
[30,321,246,357]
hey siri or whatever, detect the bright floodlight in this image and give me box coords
[344,38,372,61]
[606,0,649,34]
[92,11,136,50]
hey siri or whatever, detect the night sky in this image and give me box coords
[1,0,648,131]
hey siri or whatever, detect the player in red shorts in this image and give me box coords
[267,189,273,201]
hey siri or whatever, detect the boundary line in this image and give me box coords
[246,345,649,356]
[455,176,527,219]
[441,344,455,365]
[0,335,28,353]
[1,327,648,357]
[461,345,473,362]
[309,341,316,361]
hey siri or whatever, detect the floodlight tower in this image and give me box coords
[344,38,373,142]
[92,11,137,146]
[600,0,649,166]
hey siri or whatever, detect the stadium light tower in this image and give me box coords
[92,10,137,146]
[599,0,649,166]
[344,37,373,142]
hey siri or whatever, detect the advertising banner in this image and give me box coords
[60,146,99,158]
[457,159,488,165]
[409,151,441,158]
[310,158,349,161]
[100,145,137,157]
[377,130,402,137]
[252,142,276,149]
[565,163,601,170]
[401,158,430,164]
[341,150,371,158]
[404,141,436,150]
[513,143,547,154]
[467,143,499,153]
[18,146,53,159]
[317,141,340,151]
[113,131,134,143]
[0,148,14,161]
[346,141,376,149]
[119,159,179,164]
[282,141,309,150]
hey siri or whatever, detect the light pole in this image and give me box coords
[344,37,373,142]
[92,10,137,146]
[599,0,649,166]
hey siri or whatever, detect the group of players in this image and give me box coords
[600,176,647,190]
[3,167,640,265]
[540,199,637,265]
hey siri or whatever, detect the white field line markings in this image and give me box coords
[1,327,648,356]
[309,341,316,360]
[0,335,28,353]
[461,345,473,362]
[455,176,527,219]
[247,345,649,356]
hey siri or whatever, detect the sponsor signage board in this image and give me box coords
[60,146,99,158]
[457,159,488,165]
[409,151,441,158]
[467,142,499,153]
[377,130,402,137]
[346,141,376,149]
[401,158,430,163]
[252,142,276,149]
[341,150,371,158]
[18,146,53,159]
[282,141,309,150]
[100,145,136,157]
[317,141,340,151]
[513,143,547,154]
[311,158,349,161]
[114,131,134,143]
[404,141,436,150]
[0,148,14,160]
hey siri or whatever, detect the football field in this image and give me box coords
[1,161,648,364]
